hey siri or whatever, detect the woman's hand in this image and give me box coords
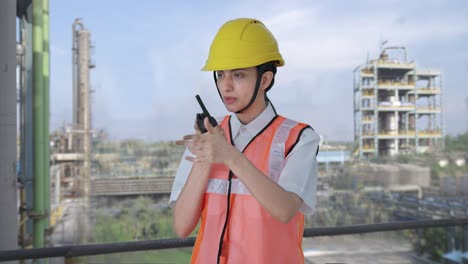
[176,117,235,165]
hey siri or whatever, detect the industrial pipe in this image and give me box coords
[33,0,46,250]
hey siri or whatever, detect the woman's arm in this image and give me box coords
[172,162,211,238]
[226,150,303,223]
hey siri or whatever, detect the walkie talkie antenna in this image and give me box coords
[196,95,211,117]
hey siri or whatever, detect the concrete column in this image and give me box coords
[0,0,19,260]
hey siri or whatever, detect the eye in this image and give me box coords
[216,72,224,79]
[233,72,244,78]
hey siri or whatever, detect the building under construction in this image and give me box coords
[353,46,443,159]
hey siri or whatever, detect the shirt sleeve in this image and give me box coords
[168,147,194,208]
[169,116,225,208]
[277,128,320,215]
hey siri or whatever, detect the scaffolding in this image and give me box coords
[353,46,443,159]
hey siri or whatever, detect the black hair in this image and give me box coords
[260,61,277,92]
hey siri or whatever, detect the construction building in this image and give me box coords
[353,46,443,158]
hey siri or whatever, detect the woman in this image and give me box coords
[170,18,320,264]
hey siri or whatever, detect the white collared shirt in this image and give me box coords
[169,103,320,215]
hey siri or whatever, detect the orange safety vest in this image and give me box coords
[191,115,310,264]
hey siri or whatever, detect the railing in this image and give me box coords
[377,103,415,109]
[375,60,415,68]
[362,91,374,97]
[1,218,467,262]
[416,107,441,112]
[377,80,415,87]
[418,131,443,137]
[413,88,441,94]
[372,130,442,137]
[378,130,416,136]
[361,145,375,151]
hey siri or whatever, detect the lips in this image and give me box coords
[224,96,237,104]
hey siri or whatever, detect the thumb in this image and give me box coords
[204,117,215,133]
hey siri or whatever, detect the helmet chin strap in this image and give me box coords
[235,65,264,114]
[213,64,269,114]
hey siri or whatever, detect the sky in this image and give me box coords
[46,0,468,142]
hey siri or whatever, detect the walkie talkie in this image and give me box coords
[196,95,218,133]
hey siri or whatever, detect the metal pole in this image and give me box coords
[0,0,19,262]
[19,13,27,252]
[18,2,35,248]
[72,21,78,133]
[42,0,51,234]
[24,4,36,247]
[33,0,46,251]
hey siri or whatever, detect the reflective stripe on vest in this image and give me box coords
[191,115,309,264]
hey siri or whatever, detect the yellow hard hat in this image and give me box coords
[202,18,285,71]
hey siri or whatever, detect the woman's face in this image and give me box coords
[216,67,271,123]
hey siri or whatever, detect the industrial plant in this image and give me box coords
[50,19,94,201]
[353,46,443,158]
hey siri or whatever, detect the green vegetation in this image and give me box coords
[431,161,468,181]
[92,197,195,263]
[430,132,468,180]
[308,192,390,228]
[87,249,193,264]
[444,132,468,153]
[414,227,448,262]
[401,225,465,263]
[93,198,174,242]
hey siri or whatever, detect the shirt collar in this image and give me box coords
[230,102,277,138]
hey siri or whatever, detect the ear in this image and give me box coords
[260,71,274,92]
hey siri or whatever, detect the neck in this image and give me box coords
[236,101,267,125]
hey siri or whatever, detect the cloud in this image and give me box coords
[48,1,468,141]
[267,10,468,74]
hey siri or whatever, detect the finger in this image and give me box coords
[178,142,197,153]
[188,144,200,155]
[193,120,201,134]
[205,117,215,134]
[183,134,196,141]
[176,139,194,146]
[175,140,185,146]
[216,127,225,136]
[186,155,205,163]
